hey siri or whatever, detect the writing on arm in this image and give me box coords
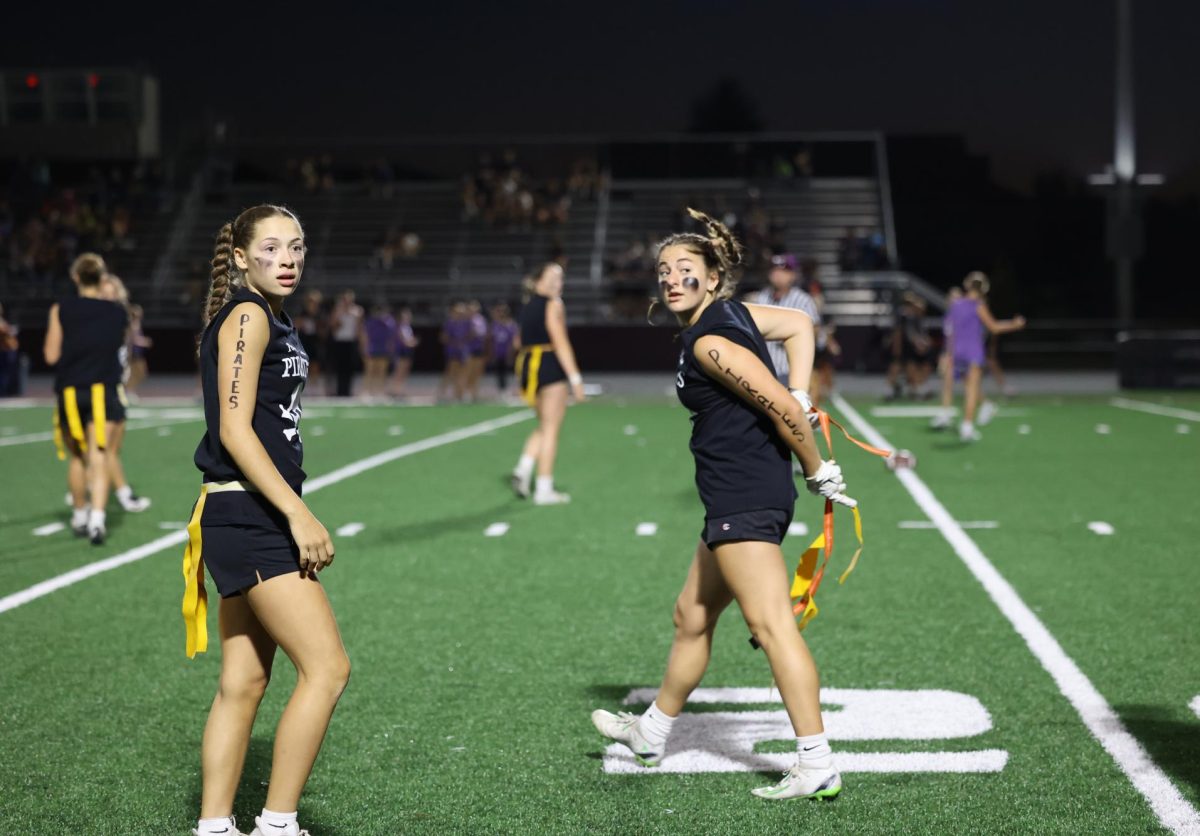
[694,335,807,445]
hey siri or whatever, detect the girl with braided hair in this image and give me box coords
[592,209,854,801]
[186,205,349,836]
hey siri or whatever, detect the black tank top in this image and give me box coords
[519,295,552,345]
[55,296,128,390]
[676,299,796,518]
[194,289,309,494]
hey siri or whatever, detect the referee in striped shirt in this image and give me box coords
[750,253,821,384]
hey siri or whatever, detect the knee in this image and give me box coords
[306,652,351,699]
[742,610,796,651]
[673,598,713,638]
[218,668,270,704]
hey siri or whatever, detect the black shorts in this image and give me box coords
[55,382,127,450]
[190,490,308,598]
[519,351,565,390]
[702,507,793,548]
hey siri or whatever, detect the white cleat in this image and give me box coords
[533,489,571,506]
[118,491,152,512]
[752,763,842,801]
[510,471,532,499]
[87,522,106,546]
[930,412,952,430]
[192,815,246,835]
[977,400,999,426]
[249,821,310,836]
[591,709,663,766]
[959,422,981,442]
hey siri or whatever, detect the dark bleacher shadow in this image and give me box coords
[1118,704,1200,795]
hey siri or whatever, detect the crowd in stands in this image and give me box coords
[838,226,890,271]
[461,150,603,228]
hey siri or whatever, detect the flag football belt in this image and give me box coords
[180,480,260,658]
[52,383,111,458]
[751,407,892,649]
[514,343,553,406]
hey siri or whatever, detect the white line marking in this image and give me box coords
[635,522,658,536]
[623,424,638,436]
[899,520,999,530]
[1087,521,1115,536]
[157,522,186,530]
[310,426,327,436]
[605,748,1008,775]
[830,393,1200,835]
[1095,423,1112,435]
[335,522,365,537]
[1017,424,1032,435]
[0,416,199,448]
[1177,424,1192,435]
[157,427,173,437]
[387,425,404,436]
[787,521,809,537]
[1110,397,1200,422]
[484,522,510,537]
[0,411,534,616]
[870,405,1028,419]
[1190,696,1200,721]
[33,522,65,536]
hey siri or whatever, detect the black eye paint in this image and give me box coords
[682,276,700,290]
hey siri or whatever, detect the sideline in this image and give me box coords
[1109,397,1200,422]
[831,393,1200,836]
[0,410,533,616]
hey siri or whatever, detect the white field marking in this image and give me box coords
[32,522,65,536]
[0,426,17,436]
[157,427,172,437]
[335,522,366,537]
[1018,424,1032,435]
[830,393,1200,834]
[387,425,404,436]
[623,424,638,435]
[635,522,658,536]
[0,398,44,409]
[1087,521,1115,536]
[607,687,1006,775]
[900,520,999,530]
[0,410,534,617]
[870,405,1029,419]
[1095,423,1112,435]
[310,425,327,436]
[1110,397,1200,423]
[125,407,204,420]
[157,521,186,530]
[787,521,809,537]
[484,522,510,537]
[1190,696,1200,721]
[0,415,199,448]
[1177,424,1192,435]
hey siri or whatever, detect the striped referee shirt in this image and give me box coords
[750,286,821,380]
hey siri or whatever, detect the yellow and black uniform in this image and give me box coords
[515,294,566,405]
[53,296,128,455]
[182,289,309,657]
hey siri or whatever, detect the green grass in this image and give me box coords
[0,393,1197,834]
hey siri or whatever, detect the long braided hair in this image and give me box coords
[202,204,303,326]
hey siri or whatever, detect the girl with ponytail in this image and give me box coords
[188,205,349,836]
[592,209,854,802]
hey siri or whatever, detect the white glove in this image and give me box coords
[789,388,821,428]
[805,459,857,507]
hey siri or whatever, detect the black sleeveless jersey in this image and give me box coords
[194,289,309,494]
[55,296,128,390]
[519,295,552,345]
[676,299,796,518]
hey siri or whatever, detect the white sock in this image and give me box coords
[796,732,833,768]
[961,420,975,434]
[257,809,298,835]
[514,455,535,478]
[639,700,677,747]
[71,508,88,528]
[87,509,106,529]
[535,475,554,496]
[195,816,237,835]
[116,484,133,501]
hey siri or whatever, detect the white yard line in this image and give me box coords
[830,393,1200,836]
[0,410,533,616]
[0,416,201,448]
[1110,397,1200,422]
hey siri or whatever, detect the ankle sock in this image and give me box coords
[256,809,298,835]
[195,816,237,835]
[514,455,535,478]
[796,732,833,768]
[640,700,677,747]
[535,475,554,496]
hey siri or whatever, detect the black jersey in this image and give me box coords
[194,289,309,495]
[519,295,552,345]
[676,299,797,519]
[55,296,128,390]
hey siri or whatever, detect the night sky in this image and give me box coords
[9,0,1200,190]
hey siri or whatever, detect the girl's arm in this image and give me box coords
[977,302,1026,335]
[743,303,815,392]
[545,298,585,401]
[43,304,62,365]
[693,334,853,505]
[217,303,334,571]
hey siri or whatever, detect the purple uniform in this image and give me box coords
[395,322,416,358]
[490,320,518,361]
[467,313,487,356]
[364,315,397,357]
[444,318,471,362]
[946,298,985,368]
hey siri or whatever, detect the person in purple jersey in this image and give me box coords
[932,272,1025,441]
[360,300,396,401]
[389,306,419,398]
[488,302,519,396]
[464,300,489,402]
[437,301,471,401]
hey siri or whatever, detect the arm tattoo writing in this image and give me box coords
[229,313,248,408]
[707,347,806,443]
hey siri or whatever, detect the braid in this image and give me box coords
[204,222,239,325]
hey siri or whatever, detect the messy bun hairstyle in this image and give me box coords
[654,208,745,301]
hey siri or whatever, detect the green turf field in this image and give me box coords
[1,392,1198,834]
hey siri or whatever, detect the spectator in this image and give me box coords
[329,290,363,397]
[0,302,19,396]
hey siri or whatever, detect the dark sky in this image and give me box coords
[10,0,1200,189]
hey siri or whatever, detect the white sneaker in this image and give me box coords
[752,763,842,800]
[977,400,998,426]
[87,521,106,546]
[510,470,532,499]
[591,709,664,766]
[930,412,952,430]
[533,489,571,505]
[959,422,981,442]
[192,816,246,836]
[250,818,310,836]
[118,490,152,512]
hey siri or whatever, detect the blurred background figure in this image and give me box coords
[437,300,470,402]
[748,253,821,389]
[361,299,397,402]
[0,302,21,396]
[886,292,934,401]
[390,306,419,398]
[464,299,488,402]
[330,290,363,397]
[489,302,519,399]
[293,290,327,397]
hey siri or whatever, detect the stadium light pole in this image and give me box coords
[1089,0,1162,332]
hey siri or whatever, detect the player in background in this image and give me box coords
[389,305,419,398]
[360,300,396,402]
[488,301,519,398]
[292,291,327,397]
[436,300,470,402]
[591,210,853,801]
[43,253,127,543]
[187,205,348,836]
[932,272,1025,440]
[510,263,585,504]
[464,300,489,402]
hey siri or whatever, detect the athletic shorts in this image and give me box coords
[701,507,793,549]
[187,487,309,598]
[54,382,127,451]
